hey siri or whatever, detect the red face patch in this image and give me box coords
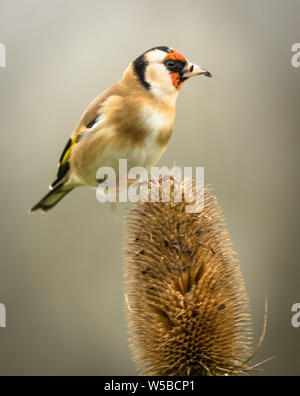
[164,49,186,63]
[164,49,186,90]
[170,72,184,90]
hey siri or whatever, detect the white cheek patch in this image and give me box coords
[146,63,169,84]
[145,63,177,103]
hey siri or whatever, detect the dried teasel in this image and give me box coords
[124,180,268,376]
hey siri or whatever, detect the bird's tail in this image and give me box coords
[30,183,73,213]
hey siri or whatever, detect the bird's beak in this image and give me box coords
[182,62,212,79]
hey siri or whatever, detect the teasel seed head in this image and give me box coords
[124,181,263,376]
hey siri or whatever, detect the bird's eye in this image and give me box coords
[165,60,176,68]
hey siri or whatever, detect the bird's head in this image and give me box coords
[131,46,212,102]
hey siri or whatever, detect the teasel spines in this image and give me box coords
[124,183,254,376]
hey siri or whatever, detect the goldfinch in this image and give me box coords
[30,46,211,212]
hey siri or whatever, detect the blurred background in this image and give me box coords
[0,0,299,376]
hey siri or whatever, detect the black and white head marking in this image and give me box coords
[133,46,172,91]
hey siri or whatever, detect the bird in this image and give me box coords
[30,46,212,212]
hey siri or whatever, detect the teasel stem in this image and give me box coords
[124,179,270,376]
